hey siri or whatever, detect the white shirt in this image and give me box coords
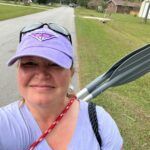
[0,100,123,150]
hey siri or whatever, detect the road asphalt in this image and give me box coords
[0,6,80,106]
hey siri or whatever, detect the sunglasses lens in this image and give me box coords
[21,23,43,33]
[49,23,69,36]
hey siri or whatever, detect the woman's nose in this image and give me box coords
[35,66,50,78]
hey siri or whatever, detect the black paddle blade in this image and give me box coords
[86,44,150,92]
[106,44,150,76]
[110,44,150,86]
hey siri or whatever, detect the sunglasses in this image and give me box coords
[19,22,72,44]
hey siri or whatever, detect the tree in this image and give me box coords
[37,0,49,4]
[99,0,107,12]
[77,0,90,6]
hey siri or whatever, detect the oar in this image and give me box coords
[76,44,150,100]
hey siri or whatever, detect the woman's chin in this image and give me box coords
[24,90,66,106]
[27,95,54,106]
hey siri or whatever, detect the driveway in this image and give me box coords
[0,6,79,106]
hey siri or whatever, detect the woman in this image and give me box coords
[0,23,123,150]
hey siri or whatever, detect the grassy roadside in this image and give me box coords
[0,2,52,21]
[75,7,150,149]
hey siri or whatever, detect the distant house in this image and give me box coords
[106,0,141,14]
[138,0,150,19]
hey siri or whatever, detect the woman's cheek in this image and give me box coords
[17,69,30,87]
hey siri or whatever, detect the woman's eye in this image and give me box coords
[20,62,37,67]
[48,63,60,68]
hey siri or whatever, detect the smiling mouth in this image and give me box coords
[30,85,55,90]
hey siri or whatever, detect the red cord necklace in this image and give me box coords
[29,95,76,150]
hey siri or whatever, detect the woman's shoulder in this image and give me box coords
[0,101,22,132]
[79,100,123,149]
[0,101,30,149]
[79,100,105,115]
[95,104,123,149]
[79,100,116,126]
[79,100,120,130]
[0,101,20,117]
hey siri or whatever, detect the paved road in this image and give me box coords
[0,6,80,106]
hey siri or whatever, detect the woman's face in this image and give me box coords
[17,56,74,106]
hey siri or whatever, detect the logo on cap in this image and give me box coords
[30,33,56,41]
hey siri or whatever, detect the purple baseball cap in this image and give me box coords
[7,27,73,69]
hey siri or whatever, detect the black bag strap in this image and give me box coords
[88,102,102,148]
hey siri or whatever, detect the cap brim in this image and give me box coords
[7,47,72,69]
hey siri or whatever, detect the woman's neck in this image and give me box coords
[25,97,70,125]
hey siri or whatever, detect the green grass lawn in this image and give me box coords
[75,7,150,150]
[0,2,51,21]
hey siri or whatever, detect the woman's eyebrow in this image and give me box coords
[20,58,36,62]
